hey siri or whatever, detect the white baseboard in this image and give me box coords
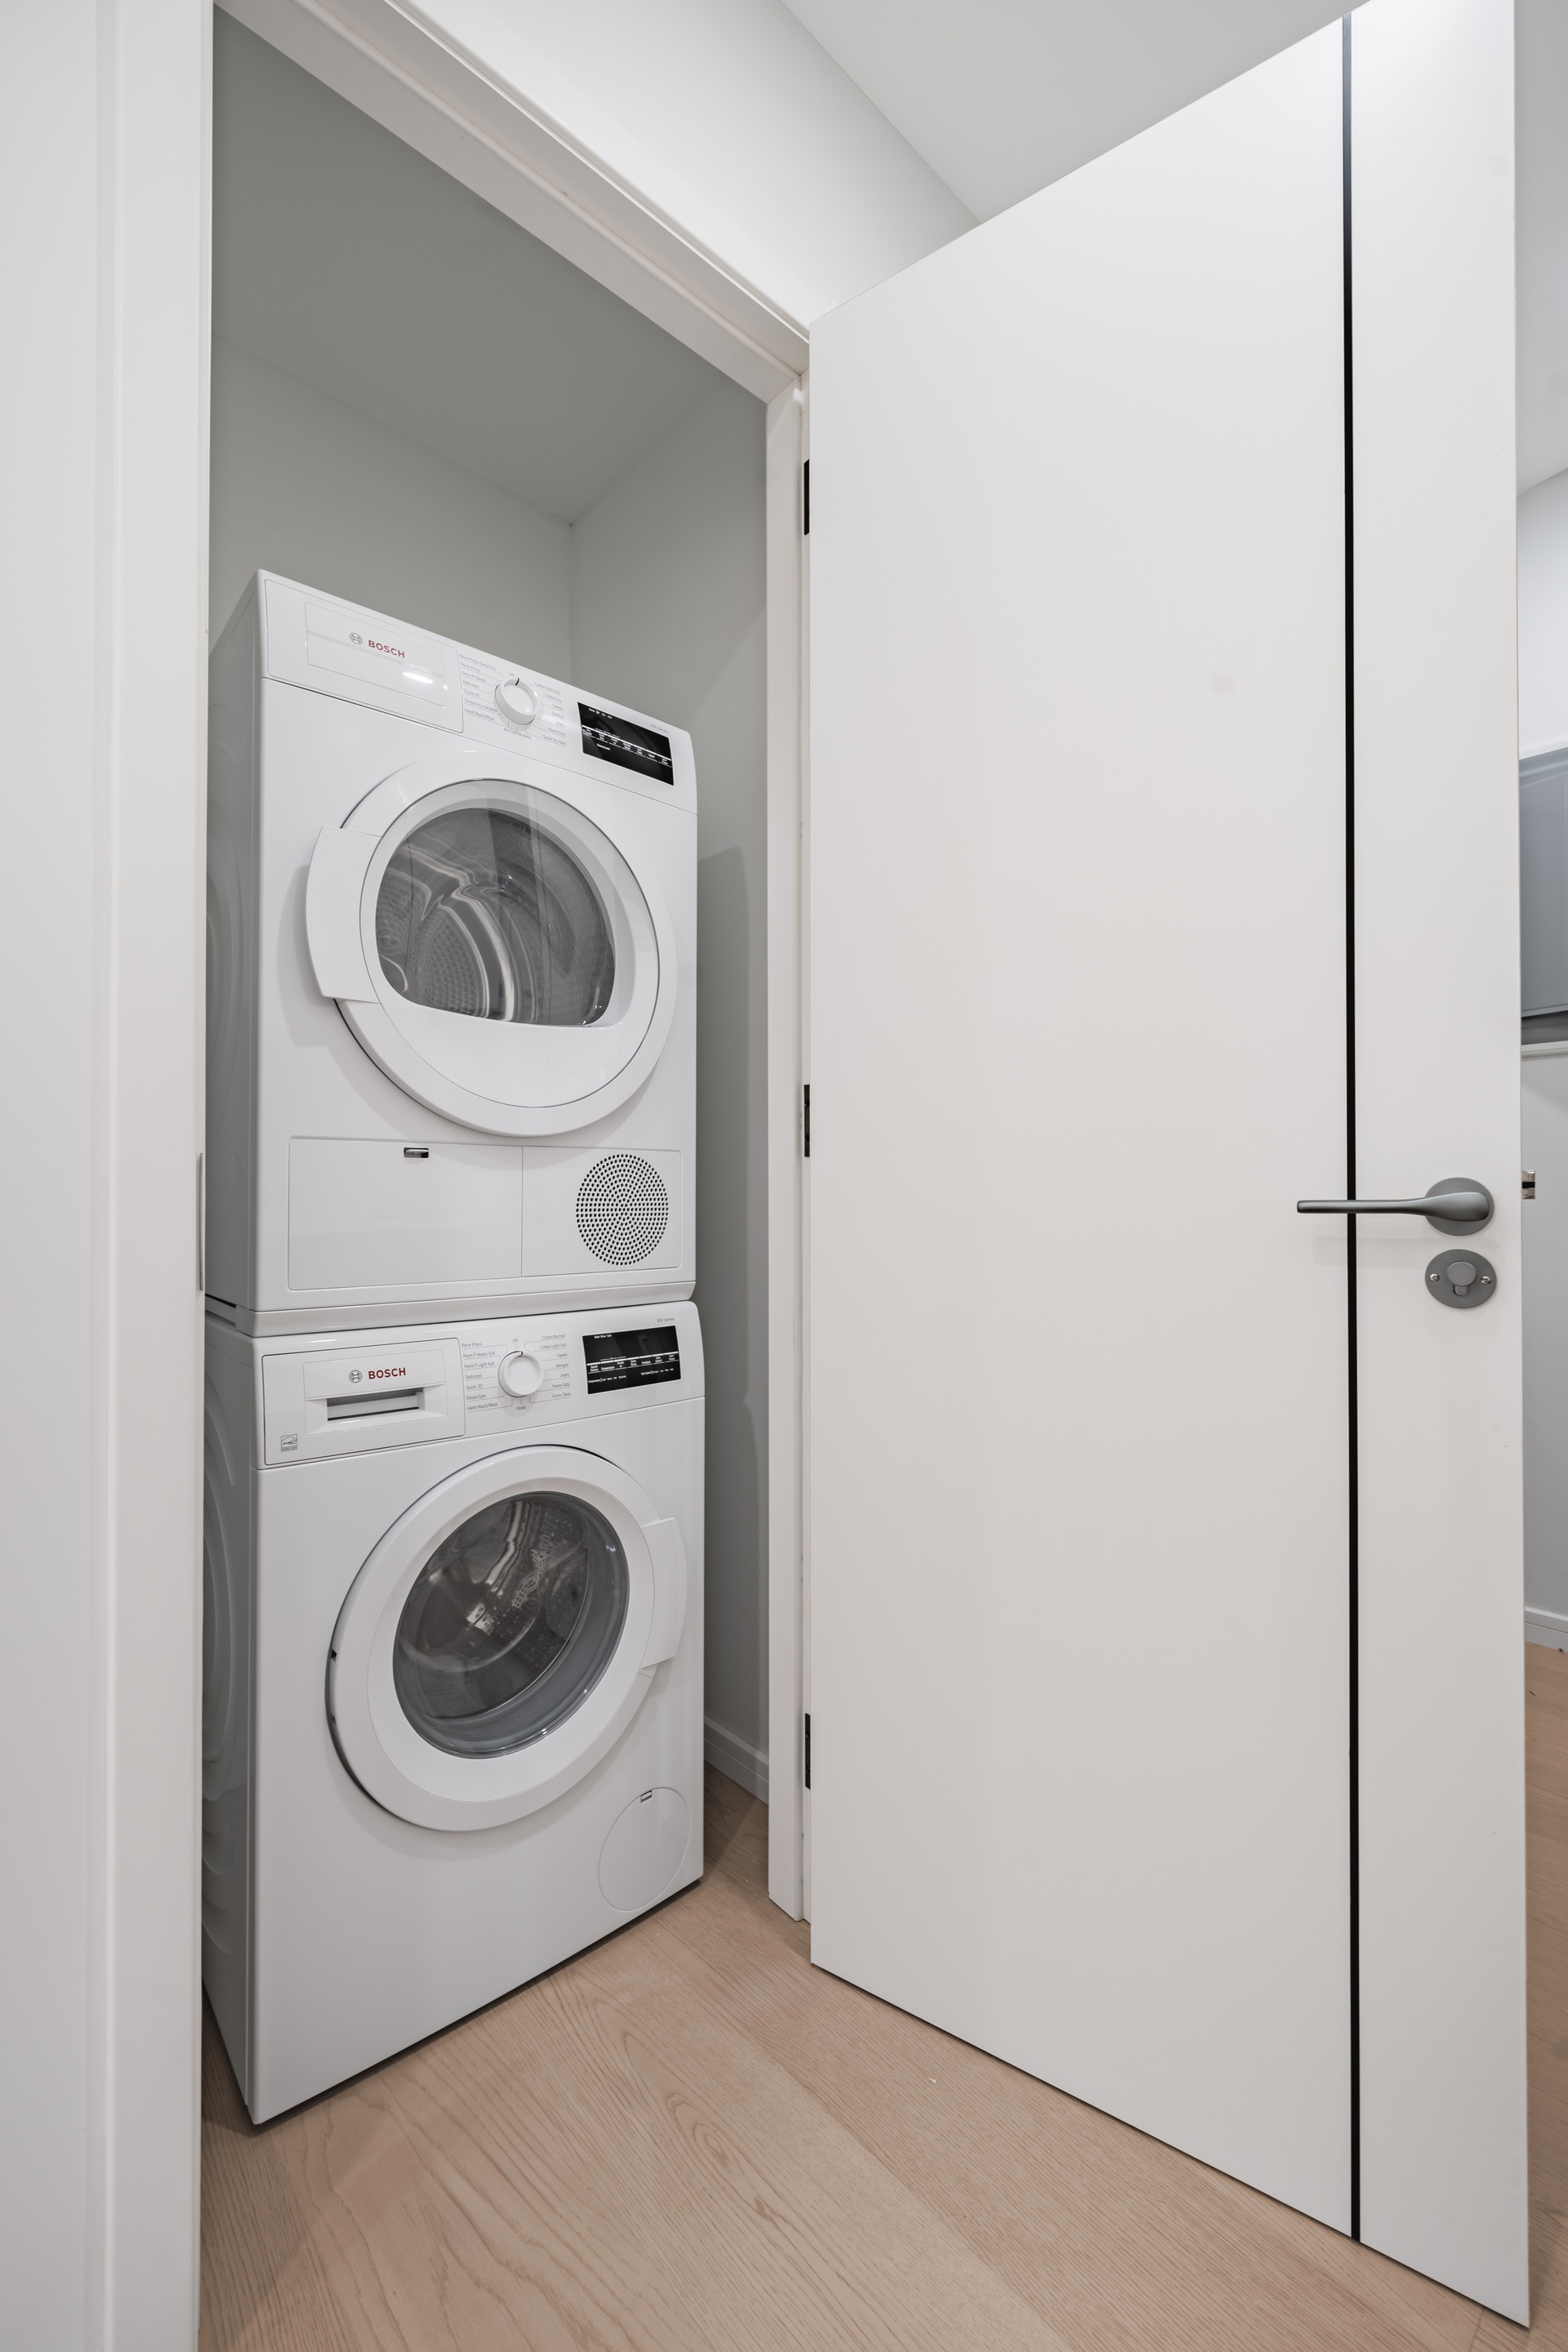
[1526,1605,1568,1650]
[705,1716,768,1802]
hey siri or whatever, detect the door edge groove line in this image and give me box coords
[1343,7,1361,2247]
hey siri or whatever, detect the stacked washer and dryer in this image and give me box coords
[203,572,704,2123]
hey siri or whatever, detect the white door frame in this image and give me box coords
[766,377,808,1916]
[209,0,814,1920]
[5,5,211,2346]
[14,10,811,2339]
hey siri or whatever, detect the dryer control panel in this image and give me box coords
[252,572,697,812]
[455,647,572,750]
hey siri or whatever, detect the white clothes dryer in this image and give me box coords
[203,1300,703,2124]
[206,573,696,1334]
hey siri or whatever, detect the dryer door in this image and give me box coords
[305,756,677,1137]
[327,1445,688,1830]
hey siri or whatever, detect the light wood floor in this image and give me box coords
[201,1649,1568,2350]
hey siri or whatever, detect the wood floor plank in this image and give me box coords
[1472,1646,1568,2348]
[203,1656,1567,2350]
[655,1789,1477,2352]
[201,1875,1069,2350]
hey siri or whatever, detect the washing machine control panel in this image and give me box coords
[460,1325,574,1432]
[260,1307,702,1462]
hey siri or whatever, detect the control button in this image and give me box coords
[495,678,539,727]
[498,1350,545,1398]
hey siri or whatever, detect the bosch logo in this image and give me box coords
[348,1370,363,1383]
[349,631,364,647]
[368,1366,407,1381]
[368,638,406,659]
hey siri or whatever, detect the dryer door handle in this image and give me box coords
[305,824,376,1002]
[641,1517,688,1668]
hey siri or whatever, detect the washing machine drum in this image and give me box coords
[328,1447,688,1831]
[305,761,678,1137]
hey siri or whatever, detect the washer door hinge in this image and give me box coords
[803,459,809,536]
[803,1083,810,1157]
[804,1712,811,1789]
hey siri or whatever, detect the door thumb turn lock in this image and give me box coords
[1427,1251,1495,1307]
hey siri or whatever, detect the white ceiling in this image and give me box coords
[777,0,1350,222]
[780,0,1568,491]
[213,15,727,523]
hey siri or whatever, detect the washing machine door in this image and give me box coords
[327,1446,687,1831]
[305,755,677,1137]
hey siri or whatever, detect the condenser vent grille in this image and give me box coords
[576,1154,669,1267]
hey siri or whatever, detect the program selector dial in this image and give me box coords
[495,677,539,727]
[497,1349,545,1398]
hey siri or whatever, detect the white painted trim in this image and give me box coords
[1526,1606,1568,1649]
[706,1717,769,1802]
[217,0,807,399]
[99,8,210,2336]
[766,379,806,1917]
[13,5,213,2343]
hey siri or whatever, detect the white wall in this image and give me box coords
[1522,469,1568,1643]
[210,339,572,665]
[573,381,771,1779]
[1517,0,1568,492]
[3,5,207,2348]
[1520,466,1568,758]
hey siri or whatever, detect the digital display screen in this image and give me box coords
[583,1325,681,1393]
[578,704,674,785]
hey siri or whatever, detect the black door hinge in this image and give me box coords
[803,459,809,536]
[803,1083,810,1157]
[804,1712,811,1789]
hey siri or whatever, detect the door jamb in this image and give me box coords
[216,0,814,1911]
[766,378,807,1916]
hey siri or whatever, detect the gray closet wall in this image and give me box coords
[208,13,770,1781]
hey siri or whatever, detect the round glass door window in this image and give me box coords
[376,805,617,1029]
[393,1490,630,1757]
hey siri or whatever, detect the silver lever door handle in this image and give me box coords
[1295,1177,1494,1233]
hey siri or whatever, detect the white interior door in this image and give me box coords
[806,0,1524,2319]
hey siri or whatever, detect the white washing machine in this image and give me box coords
[206,573,696,1335]
[203,1299,703,2123]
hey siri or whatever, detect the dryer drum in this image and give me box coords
[393,1490,630,1758]
[376,805,616,1027]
